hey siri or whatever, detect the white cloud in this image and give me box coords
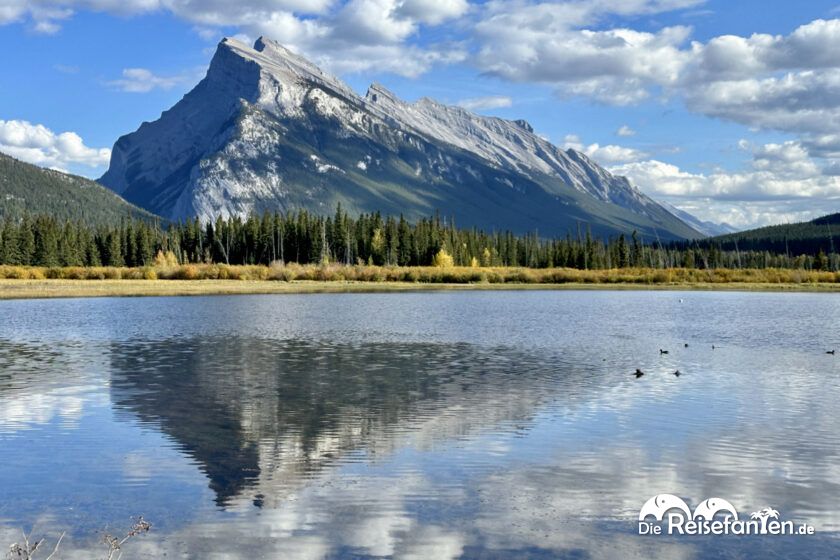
[105,67,195,93]
[617,125,636,137]
[2,0,333,30]
[456,95,512,111]
[610,140,840,227]
[469,7,840,140]
[0,119,111,169]
[312,43,467,78]
[750,140,821,178]
[397,0,469,25]
[563,134,649,164]
[274,0,468,76]
[1,0,466,78]
[585,143,649,164]
[472,2,697,104]
[32,18,61,33]
[463,6,840,225]
[686,19,840,82]
[0,4,24,24]
[332,0,417,46]
[682,69,840,157]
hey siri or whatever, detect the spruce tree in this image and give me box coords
[0,220,21,265]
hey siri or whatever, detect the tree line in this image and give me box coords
[0,207,838,270]
[685,212,840,259]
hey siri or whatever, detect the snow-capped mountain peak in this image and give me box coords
[99,37,700,240]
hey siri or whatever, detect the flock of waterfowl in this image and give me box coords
[632,346,696,379]
[633,344,836,379]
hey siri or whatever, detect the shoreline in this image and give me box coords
[2,278,840,300]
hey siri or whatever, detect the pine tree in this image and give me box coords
[104,232,124,267]
[617,234,629,268]
[18,215,35,265]
[0,220,21,265]
[33,216,60,267]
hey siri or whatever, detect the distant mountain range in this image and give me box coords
[98,36,702,241]
[660,202,737,237]
[0,152,156,224]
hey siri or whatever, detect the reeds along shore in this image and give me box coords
[1,263,839,285]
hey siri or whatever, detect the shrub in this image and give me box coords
[102,267,122,280]
[153,250,179,267]
[432,249,454,268]
[174,265,199,280]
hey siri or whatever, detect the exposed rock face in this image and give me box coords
[100,37,700,239]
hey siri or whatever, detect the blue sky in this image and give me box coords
[2,0,840,228]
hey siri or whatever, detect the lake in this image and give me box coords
[1,290,839,559]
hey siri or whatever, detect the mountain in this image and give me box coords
[698,212,840,255]
[0,151,158,224]
[99,37,700,240]
[661,202,737,237]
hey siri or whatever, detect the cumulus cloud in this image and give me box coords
[611,140,840,227]
[682,69,840,163]
[332,0,418,46]
[585,143,650,164]
[687,19,840,81]
[263,0,469,76]
[0,119,111,169]
[456,95,512,111]
[2,0,467,77]
[464,6,840,225]
[563,134,649,164]
[473,2,696,104]
[469,7,840,145]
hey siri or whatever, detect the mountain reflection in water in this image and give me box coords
[108,337,580,508]
[1,291,840,558]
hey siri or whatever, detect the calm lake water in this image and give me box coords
[1,290,839,559]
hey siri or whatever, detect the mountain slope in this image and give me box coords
[697,212,840,254]
[661,202,737,237]
[100,37,700,240]
[0,152,158,224]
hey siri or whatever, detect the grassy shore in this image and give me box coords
[1,264,840,299]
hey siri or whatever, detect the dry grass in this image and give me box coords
[1,264,840,299]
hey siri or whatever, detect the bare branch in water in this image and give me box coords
[42,533,64,560]
[103,517,152,560]
[7,518,150,560]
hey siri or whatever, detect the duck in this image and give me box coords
[673,370,681,377]
[828,350,836,355]
[634,368,644,379]
[660,349,669,355]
